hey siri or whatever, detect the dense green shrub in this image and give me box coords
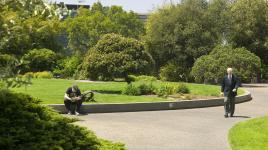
[138,83,156,95]
[123,82,189,96]
[80,33,154,81]
[53,56,81,78]
[156,83,190,97]
[136,75,157,82]
[160,62,190,82]
[122,84,141,96]
[22,48,58,72]
[175,83,190,94]
[23,71,53,79]
[128,75,157,82]
[23,72,34,78]
[0,89,125,149]
[125,75,136,83]
[261,63,268,81]
[156,84,175,97]
[191,46,262,83]
[33,71,53,79]
[122,82,157,96]
[0,54,17,67]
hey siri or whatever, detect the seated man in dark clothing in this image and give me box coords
[64,84,82,115]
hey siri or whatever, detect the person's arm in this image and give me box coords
[221,77,225,95]
[64,88,72,100]
[233,77,240,92]
[64,93,72,100]
[233,76,240,91]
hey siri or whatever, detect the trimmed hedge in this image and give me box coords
[127,75,157,82]
[0,89,125,150]
[23,71,53,79]
[122,82,189,97]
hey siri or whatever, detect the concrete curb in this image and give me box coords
[48,90,252,114]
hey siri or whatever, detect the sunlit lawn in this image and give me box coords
[11,79,244,104]
[229,116,268,150]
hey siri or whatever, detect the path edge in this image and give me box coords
[47,90,252,113]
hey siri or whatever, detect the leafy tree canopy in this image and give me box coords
[64,2,145,55]
[229,0,268,65]
[79,33,154,81]
[145,0,228,72]
[0,0,62,56]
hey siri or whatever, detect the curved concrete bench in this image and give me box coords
[48,90,252,114]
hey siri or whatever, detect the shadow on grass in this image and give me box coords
[92,90,122,94]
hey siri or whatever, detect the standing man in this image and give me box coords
[221,68,240,118]
[64,84,82,115]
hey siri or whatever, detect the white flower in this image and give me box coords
[9,19,15,24]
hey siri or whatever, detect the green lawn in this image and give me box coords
[11,79,244,104]
[229,116,268,150]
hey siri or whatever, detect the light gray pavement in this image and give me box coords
[74,85,268,150]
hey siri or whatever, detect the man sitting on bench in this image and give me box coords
[64,84,82,115]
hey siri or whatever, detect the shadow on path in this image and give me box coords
[231,115,251,118]
[242,84,268,88]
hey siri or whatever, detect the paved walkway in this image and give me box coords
[74,85,268,150]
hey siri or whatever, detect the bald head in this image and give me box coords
[227,68,233,75]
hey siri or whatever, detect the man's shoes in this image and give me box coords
[230,114,234,117]
[224,114,228,118]
[67,111,71,115]
[75,111,80,115]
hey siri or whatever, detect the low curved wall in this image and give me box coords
[48,90,252,114]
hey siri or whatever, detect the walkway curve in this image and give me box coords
[73,85,268,150]
[49,91,251,113]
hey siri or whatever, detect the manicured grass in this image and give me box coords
[11,79,244,104]
[229,116,268,150]
[11,79,165,104]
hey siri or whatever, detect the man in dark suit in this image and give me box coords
[221,68,240,118]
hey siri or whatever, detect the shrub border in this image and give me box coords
[48,90,252,114]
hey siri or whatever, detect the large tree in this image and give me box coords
[79,33,154,81]
[145,0,227,75]
[64,2,145,55]
[0,0,62,56]
[229,0,268,65]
